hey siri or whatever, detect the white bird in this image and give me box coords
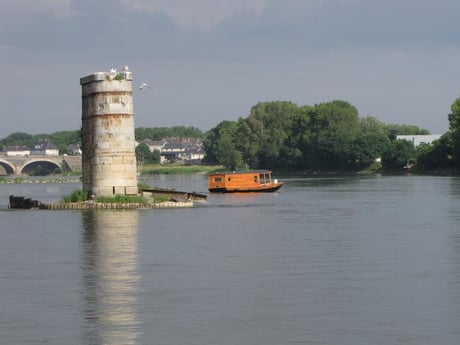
[139,82,151,90]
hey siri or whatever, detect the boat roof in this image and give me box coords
[209,170,271,176]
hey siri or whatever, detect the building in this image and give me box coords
[396,135,442,147]
[3,146,31,156]
[68,144,82,156]
[31,140,59,156]
[139,139,165,153]
[80,66,138,197]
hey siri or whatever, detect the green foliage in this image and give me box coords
[381,139,417,170]
[351,116,390,169]
[94,194,150,205]
[203,120,243,170]
[448,96,460,168]
[307,100,360,169]
[0,132,35,147]
[62,189,89,203]
[2,98,448,173]
[0,130,81,155]
[135,126,203,141]
[203,99,436,173]
[140,164,221,175]
[136,143,157,164]
[416,134,454,171]
[384,123,430,139]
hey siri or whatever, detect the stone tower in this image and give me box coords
[80,67,138,197]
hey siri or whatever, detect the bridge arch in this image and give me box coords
[0,159,16,175]
[18,158,63,175]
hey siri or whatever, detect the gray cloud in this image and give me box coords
[0,0,459,137]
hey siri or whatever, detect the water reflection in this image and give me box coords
[80,210,140,345]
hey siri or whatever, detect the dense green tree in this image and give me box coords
[135,143,156,164]
[385,123,429,139]
[242,101,299,169]
[203,121,242,169]
[382,139,417,170]
[1,132,34,147]
[135,126,203,141]
[448,96,460,168]
[351,116,390,169]
[416,134,453,171]
[308,100,360,169]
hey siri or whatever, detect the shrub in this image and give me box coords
[62,189,88,203]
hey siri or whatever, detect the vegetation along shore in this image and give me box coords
[2,97,460,175]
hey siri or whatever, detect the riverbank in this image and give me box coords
[0,176,81,184]
[138,163,223,175]
[0,164,223,183]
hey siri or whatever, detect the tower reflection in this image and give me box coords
[80,210,140,345]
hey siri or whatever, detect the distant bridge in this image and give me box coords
[0,155,82,176]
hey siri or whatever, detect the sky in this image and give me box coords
[1,0,460,138]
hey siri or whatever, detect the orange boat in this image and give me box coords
[208,170,284,193]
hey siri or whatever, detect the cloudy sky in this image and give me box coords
[1,0,459,138]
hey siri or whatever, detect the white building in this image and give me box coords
[396,135,442,147]
[3,146,31,156]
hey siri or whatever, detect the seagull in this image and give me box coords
[139,82,151,90]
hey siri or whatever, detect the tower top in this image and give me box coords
[80,66,133,85]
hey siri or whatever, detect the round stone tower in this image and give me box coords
[80,67,138,197]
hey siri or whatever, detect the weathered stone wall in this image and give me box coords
[80,69,138,196]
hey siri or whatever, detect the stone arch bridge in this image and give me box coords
[0,155,82,176]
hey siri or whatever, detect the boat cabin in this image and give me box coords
[208,170,283,193]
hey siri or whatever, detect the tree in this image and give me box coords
[135,126,203,141]
[416,134,453,171]
[381,139,416,170]
[240,101,299,169]
[385,123,430,139]
[448,96,460,168]
[135,143,155,164]
[307,100,360,169]
[351,116,390,169]
[203,121,243,169]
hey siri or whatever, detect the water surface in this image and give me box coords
[1,175,460,344]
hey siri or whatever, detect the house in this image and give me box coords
[161,142,187,161]
[140,139,165,153]
[184,145,206,165]
[3,146,31,156]
[396,135,442,147]
[183,144,206,164]
[32,140,59,155]
[68,144,82,156]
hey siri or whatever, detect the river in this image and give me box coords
[1,175,460,345]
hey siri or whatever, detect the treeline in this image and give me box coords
[0,131,81,155]
[203,99,459,172]
[135,126,203,141]
[0,126,205,155]
[3,97,460,173]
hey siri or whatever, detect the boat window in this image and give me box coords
[259,174,264,184]
[228,177,231,181]
[254,175,258,183]
[214,177,222,182]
